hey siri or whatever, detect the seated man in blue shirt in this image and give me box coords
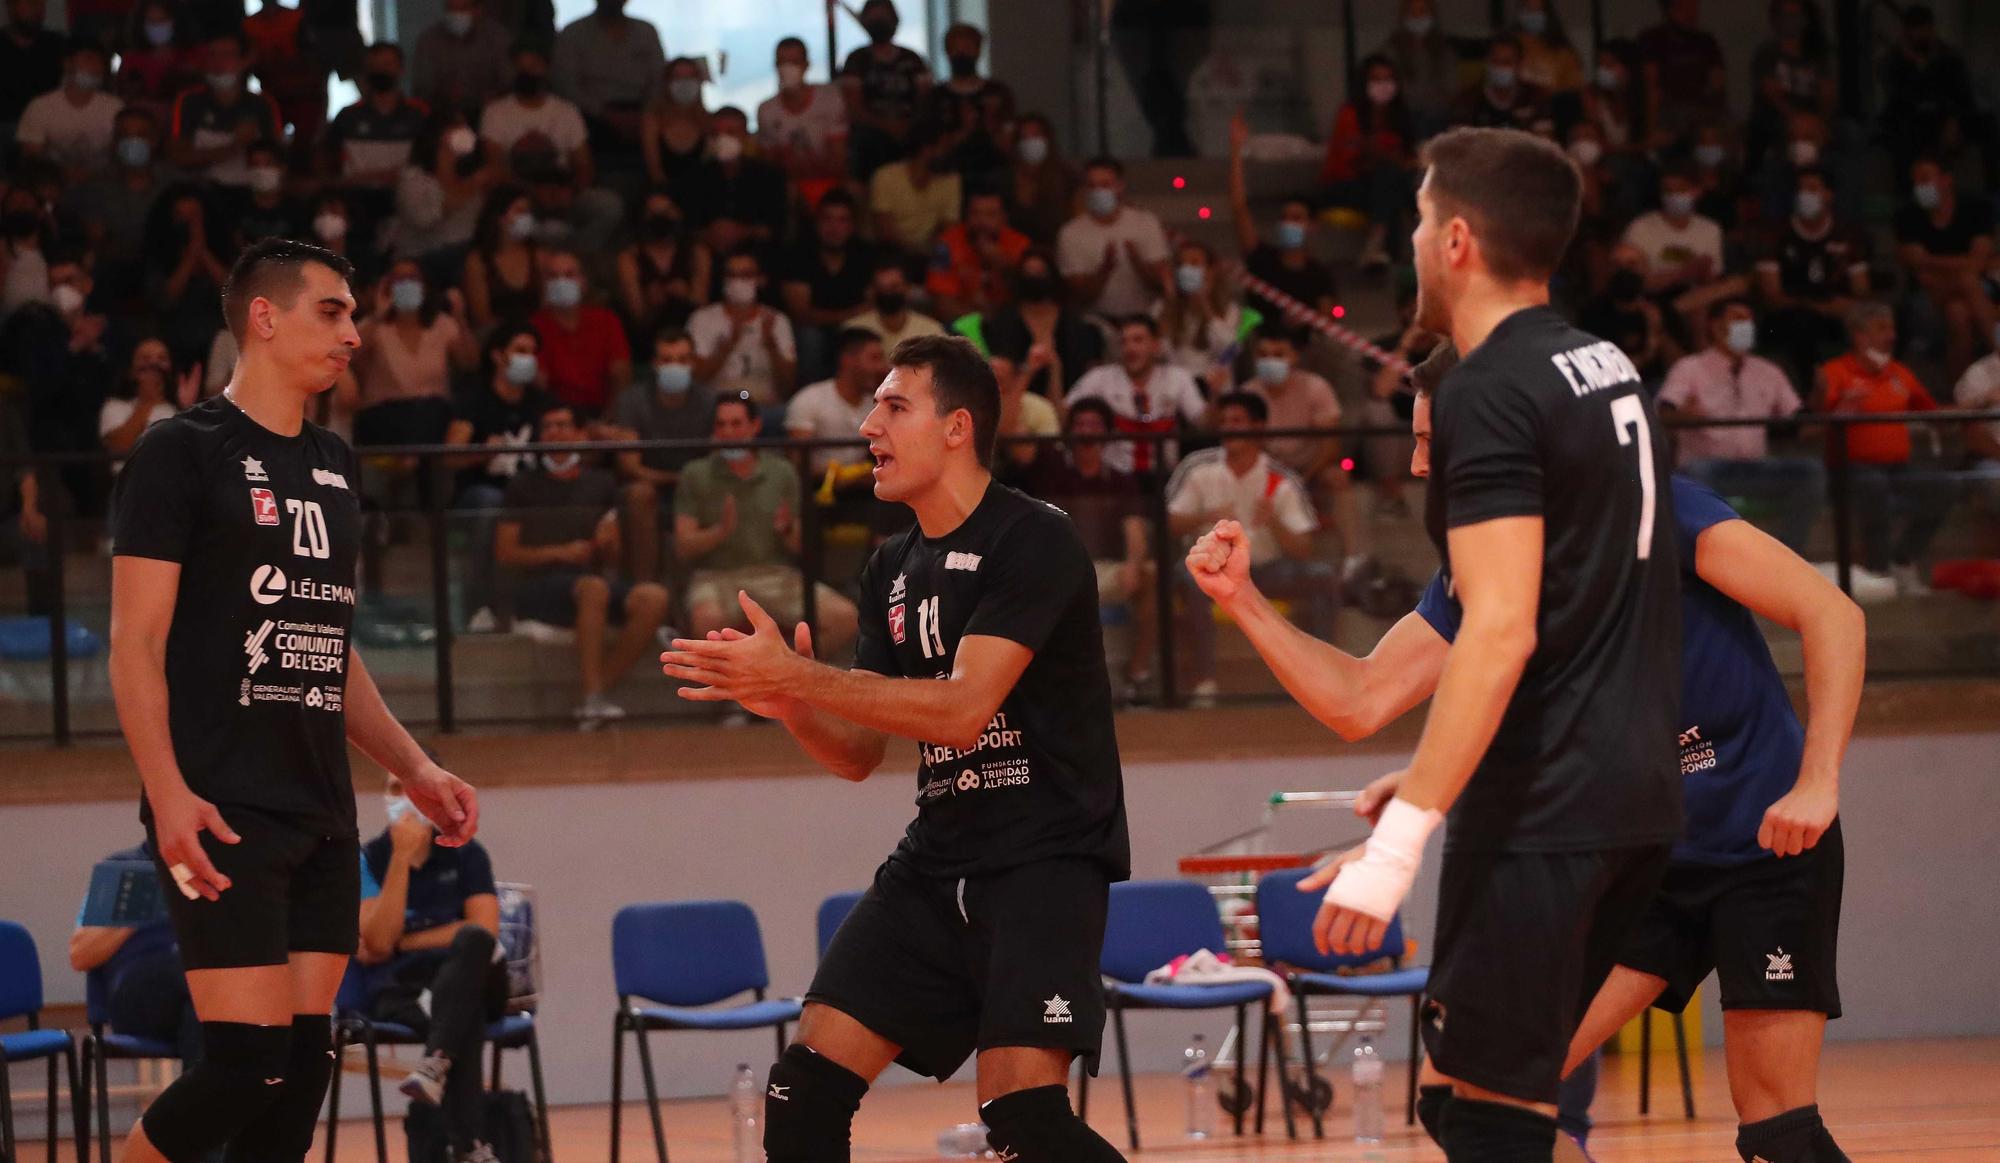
[359,775,506,1163]
[1187,343,1864,1163]
[70,843,198,1062]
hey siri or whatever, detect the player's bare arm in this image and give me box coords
[344,651,478,846]
[1188,519,1448,741]
[1694,518,1865,857]
[110,554,238,901]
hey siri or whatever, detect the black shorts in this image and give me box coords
[1619,821,1843,1018]
[146,806,360,971]
[807,856,1111,1081]
[514,570,640,628]
[1422,844,1672,1105]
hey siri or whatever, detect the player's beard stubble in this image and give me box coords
[1412,234,1452,338]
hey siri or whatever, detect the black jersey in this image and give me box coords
[855,480,1130,881]
[112,396,363,833]
[1424,306,1682,853]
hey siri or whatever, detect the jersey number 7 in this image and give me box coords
[1611,395,1657,561]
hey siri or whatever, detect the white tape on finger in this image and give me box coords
[1323,798,1442,923]
[168,862,200,901]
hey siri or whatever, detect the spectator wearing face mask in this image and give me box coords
[231,138,307,254]
[242,0,331,164]
[301,192,380,290]
[1580,243,1676,384]
[1637,0,1728,148]
[141,184,228,366]
[868,118,961,259]
[757,36,848,200]
[1755,108,1857,228]
[1004,112,1076,248]
[497,403,672,722]
[640,55,712,188]
[63,107,169,303]
[686,247,796,409]
[926,187,1030,322]
[392,110,504,264]
[445,324,554,625]
[838,0,931,178]
[1372,0,1455,136]
[1565,121,1640,246]
[1659,299,1820,552]
[679,105,790,243]
[1228,119,1338,320]
[1317,58,1417,272]
[1816,303,1949,595]
[0,0,64,148]
[847,259,943,354]
[100,336,190,464]
[1155,239,1248,397]
[1747,0,1834,175]
[924,21,1014,181]
[1684,124,1749,234]
[481,42,593,187]
[464,184,545,331]
[354,259,479,449]
[114,0,199,120]
[16,39,122,180]
[551,0,665,158]
[0,181,54,315]
[780,189,874,380]
[1895,157,1996,384]
[1877,4,1996,193]
[1623,164,1743,345]
[1582,39,1649,158]
[530,246,632,419]
[617,189,709,343]
[611,327,713,578]
[413,0,514,119]
[167,31,283,188]
[322,42,431,233]
[1451,35,1550,132]
[1242,323,1367,580]
[1511,0,1583,99]
[5,249,116,517]
[1058,155,1170,320]
[1755,166,1869,385]
[973,249,1100,400]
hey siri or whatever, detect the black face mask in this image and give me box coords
[366,71,399,94]
[3,210,41,239]
[1608,269,1644,303]
[644,213,679,238]
[864,20,895,43]
[947,53,978,79]
[1016,274,1056,302]
[875,290,906,315]
[513,72,546,97]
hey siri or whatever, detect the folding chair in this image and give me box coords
[0,922,84,1163]
[1637,1007,1697,1120]
[1081,880,1294,1152]
[608,901,801,1163]
[1257,867,1430,1138]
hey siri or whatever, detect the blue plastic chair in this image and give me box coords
[325,883,554,1163]
[1257,867,1431,1136]
[0,920,84,1163]
[609,901,802,1163]
[1084,880,1294,1152]
[814,892,864,960]
[80,960,180,1163]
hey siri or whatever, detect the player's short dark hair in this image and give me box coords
[1707,297,1752,324]
[1065,396,1115,430]
[207,29,248,52]
[1117,314,1160,337]
[945,21,984,46]
[1659,160,1699,185]
[483,321,537,368]
[817,187,859,215]
[1253,322,1301,350]
[712,389,760,425]
[775,35,807,54]
[652,326,692,351]
[222,237,355,341]
[1214,391,1268,424]
[889,335,1000,465]
[1408,342,1459,399]
[1420,127,1580,284]
[1793,165,1827,187]
[66,35,106,61]
[1083,155,1124,179]
[1487,32,1522,58]
[835,327,881,362]
[366,40,404,64]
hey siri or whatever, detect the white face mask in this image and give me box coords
[1724,318,1757,355]
[51,283,85,314]
[247,165,283,194]
[711,134,744,163]
[1794,189,1825,219]
[1016,135,1049,165]
[1569,139,1603,167]
[1862,347,1892,370]
[442,10,473,34]
[506,212,538,241]
[723,276,758,306]
[776,62,805,91]
[446,125,479,156]
[1366,79,1398,105]
[1662,191,1696,218]
[313,212,348,242]
[543,452,581,473]
[1789,139,1819,167]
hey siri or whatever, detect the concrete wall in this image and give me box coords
[4,726,1998,1115]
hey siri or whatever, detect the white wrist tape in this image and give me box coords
[1324,798,1443,922]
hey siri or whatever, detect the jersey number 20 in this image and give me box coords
[286,499,331,560]
[1611,395,1656,561]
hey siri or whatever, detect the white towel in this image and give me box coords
[1143,948,1292,1014]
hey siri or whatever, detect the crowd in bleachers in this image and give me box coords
[2,0,1998,717]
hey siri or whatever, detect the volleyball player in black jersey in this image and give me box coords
[110,238,477,1163]
[662,335,1129,1162]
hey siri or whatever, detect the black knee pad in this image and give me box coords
[141,1021,292,1162]
[763,1043,870,1162]
[1438,1097,1559,1163]
[1737,1105,1837,1163]
[225,1014,338,1163]
[450,923,498,960]
[1417,1083,1454,1146]
[981,1084,1127,1163]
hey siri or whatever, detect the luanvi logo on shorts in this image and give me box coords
[1042,995,1073,1024]
[1765,948,1795,982]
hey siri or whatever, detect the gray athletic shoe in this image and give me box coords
[398,1052,450,1106]
[457,1142,499,1163]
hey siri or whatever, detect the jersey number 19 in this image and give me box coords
[1611,395,1656,561]
[916,595,947,660]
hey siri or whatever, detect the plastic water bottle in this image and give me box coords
[934,1122,991,1156]
[729,1064,760,1162]
[1352,1036,1385,1143]
[1183,1033,1216,1140]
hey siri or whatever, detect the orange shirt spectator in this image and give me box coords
[926,219,1030,314]
[1818,352,1937,465]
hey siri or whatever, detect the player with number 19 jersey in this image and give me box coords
[1426,305,1682,852]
